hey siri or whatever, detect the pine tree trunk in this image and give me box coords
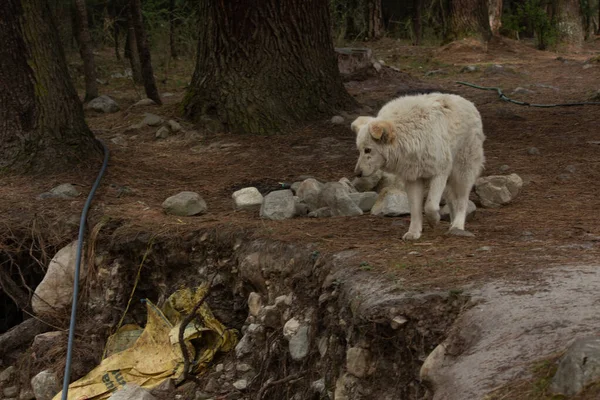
[367,0,384,39]
[125,6,143,83]
[169,0,177,59]
[553,0,585,46]
[488,0,503,35]
[444,0,493,42]
[412,0,423,45]
[0,0,101,173]
[73,0,99,102]
[183,0,355,135]
[129,0,161,104]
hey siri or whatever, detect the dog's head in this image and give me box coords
[351,116,396,178]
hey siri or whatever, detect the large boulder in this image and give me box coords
[475,174,523,208]
[32,241,85,317]
[551,336,600,396]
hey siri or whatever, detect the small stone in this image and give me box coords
[390,316,408,329]
[247,292,262,317]
[31,370,60,400]
[346,347,372,378]
[134,98,156,107]
[348,192,378,212]
[50,183,80,198]
[19,389,36,400]
[583,63,594,69]
[0,366,16,383]
[204,377,219,393]
[311,378,326,394]
[294,196,310,217]
[475,174,523,208]
[107,384,157,400]
[142,113,164,127]
[331,115,345,124]
[4,386,19,398]
[261,305,282,329]
[557,173,571,181]
[155,126,170,139]
[371,187,410,216]
[111,134,128,146]
[565,165,577,173]
[85,95,120,113]
[275,294,293,308]
[296,179,324,211]
[215,363,224,373]
[527,147,540,155]
[162,192,207,216]
[477,246,492,252]
[168,120,182,133]
[260,190,296,220]
[236,363,252,372]
[308,207,332,218]
[162,92,174,97]
[283,318,301,340]
[460,65,479,73]
[512,87,535,95]
[499,164,510,172]
[551,337,600,395]
[233,379,248,390]
[233,187,264,210]
[289,326,310,361]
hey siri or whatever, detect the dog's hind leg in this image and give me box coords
[446,175,475,237]
[424,174,448,228]
[403,179,424,240]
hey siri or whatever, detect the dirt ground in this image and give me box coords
[2,36,599,293]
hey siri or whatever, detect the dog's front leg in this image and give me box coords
[403,179,424,240]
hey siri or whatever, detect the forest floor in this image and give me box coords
[3,36,598,291]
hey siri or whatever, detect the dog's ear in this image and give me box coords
[351,116,374,135]
[369,121,396,143]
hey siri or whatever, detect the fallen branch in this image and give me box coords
[0,317,51,357]
[256,371,307,400]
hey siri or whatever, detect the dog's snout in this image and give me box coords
[355,171,363,178]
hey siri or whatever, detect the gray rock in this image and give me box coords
[162,192,207,216]
[107,384,156,400]
[499,164,510,172]
[557,173,571,181]
[565,164,577,173]
[527,147,540,155]
[334,373,358,400]
[338,177,357,193]
[31,370,60,400]
[296,179,324,211]
[290,181,302,194]
[233,379,248,390]
[247,292,262,317]
[283,318,301,340]
[4,386,19,398]
[460,65,479,73]
[232,187,263,210]
[331,115,345,124]
[235,324,264,358]
[583,63,594,70]
[162,92,174,98]
[142,113,164,127]
[289,326,310,361]
[0,366,16,383]
[308,207,332,218]
[261,305,282,329]
[475,174,523,208]
[85,95,120,113]
[425,69,447,76]
[32,242,85,316]
[346,347,372,378]
[440,200,477,222]
[19,389,35,400]
[512,87,535,95]
[318,182,363,217]
[111,134,128,146]
[236,363,252,372]
[348,192,378,212]
[167,120,182,133]
[351,170,383,192]
[311,378,326,394]
[155,126,170,139]
[134,98,156,107]
[50,183,80,198]
[294,196,310,217]
[260,190,296,220]
[371,187,410,216]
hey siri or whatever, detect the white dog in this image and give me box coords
[352,93,485,240]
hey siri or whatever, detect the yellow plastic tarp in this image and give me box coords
[54,286,238,400]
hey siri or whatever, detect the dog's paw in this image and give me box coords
[446,227,475,237]
[403,231,422,241]
[425,209,441,228]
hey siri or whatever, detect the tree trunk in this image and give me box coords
[553,0,585,47]
[129,0,161,104]
[488,0,503,35]
[412,0,423,45]
[0,0,102,173]
[444,0,493,42]
[73,0,99,102]
[169,0,177,59]
[125,6,143,83]
[183,0,355,135]
[366,0,384,39]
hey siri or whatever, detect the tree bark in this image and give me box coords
[73,0,99,102]
[129,0,161,104]
[488,0,503,35]
[125,5,143,83]
[366,0,384,39]
[0,0,102,173]
[552,0,585,47]
[169,0,177,59]
[183,0,355,135]
[444,0,493,42]
[412,0,423,45]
